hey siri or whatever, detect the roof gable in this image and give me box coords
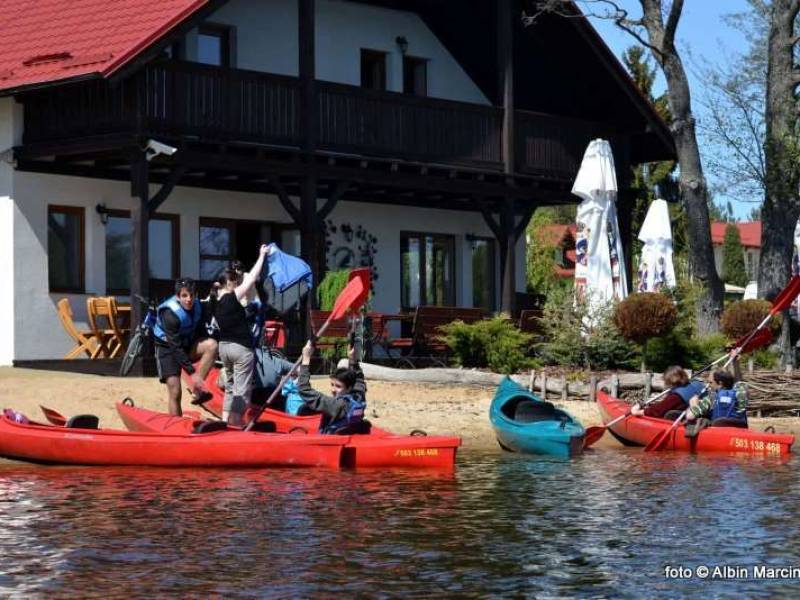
[0,0,211,94]
[711,221,762,248]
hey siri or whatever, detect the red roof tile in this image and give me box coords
[710,221,761,248]
[0,0,209,93]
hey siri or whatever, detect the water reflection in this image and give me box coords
[0,451,799,597]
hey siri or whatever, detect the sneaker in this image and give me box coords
[190,389,213,406]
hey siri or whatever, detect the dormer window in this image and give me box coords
[197,24,233,67]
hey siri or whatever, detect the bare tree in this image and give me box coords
[761,0,800,367]
[525,0,724,334]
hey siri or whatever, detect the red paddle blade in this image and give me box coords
[583,426,606,448]
[643,429,671,452]
[330,269,370,320]
[732,327,773,354]
[770,275,800,314]
[40,405,66,427]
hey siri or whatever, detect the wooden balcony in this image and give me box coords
[21,60,623,180]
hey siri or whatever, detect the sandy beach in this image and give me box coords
[1,366,799,451]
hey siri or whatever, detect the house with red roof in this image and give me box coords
[0,0,674,363]
[711,221,761,284]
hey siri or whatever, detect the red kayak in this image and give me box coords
[597,391,795,455]
[0,411,345,468]
[117,402,461,469]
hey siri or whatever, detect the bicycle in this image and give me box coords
[119,295,158,377]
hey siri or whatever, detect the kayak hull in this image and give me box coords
[489,377,585,458]
[597,391,795,455]
[117,403,461,469]
[0,415,345,468]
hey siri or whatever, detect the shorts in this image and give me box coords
[155,344,191,383]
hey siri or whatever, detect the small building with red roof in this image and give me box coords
[711,221,761,283]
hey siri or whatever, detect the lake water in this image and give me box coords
[1,448,799,598]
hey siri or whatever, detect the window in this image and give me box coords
[199,218,275,282]
[471,238,495,311]
[361,49,387,91]
[401,232,455,309]
[105,212,180,294]
[48,206,85,292]
[197,24,232,67]
[403,56,428,96]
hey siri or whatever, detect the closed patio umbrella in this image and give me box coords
[636,198,676,293]
[572,139,628,313]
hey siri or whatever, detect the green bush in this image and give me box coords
[317,270,351,310]
[536,286,638,370]
[721,299,780,340]
[613,292,677,370]
[644,331,728,372]
[439,317,535,374]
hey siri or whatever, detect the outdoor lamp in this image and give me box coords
[96,203,110,225]
[396,36,409,54]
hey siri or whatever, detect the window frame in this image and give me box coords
[47,205,85,293]
[197,23,235,68]
[199,217,237,282]
[402,55,428,97]
[400,231,456,310]
[470,236,496,311]
[360,49,388,91]
[104,210,181,295]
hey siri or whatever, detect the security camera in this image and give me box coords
[144,139,178,161]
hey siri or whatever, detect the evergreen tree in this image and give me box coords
[722,223,749,287]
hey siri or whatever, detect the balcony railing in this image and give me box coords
[22,60,624,179]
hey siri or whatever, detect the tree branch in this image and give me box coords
[663,0,684,47]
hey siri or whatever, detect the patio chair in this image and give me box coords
[87,296,129,358]
[56,298,100,359]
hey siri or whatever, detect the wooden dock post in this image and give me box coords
[540,373,548,400]
[529,370,535,392]
[644,371,652,400]
[561,375,568,401]
[610,374,619,398]
[589,376,598,403]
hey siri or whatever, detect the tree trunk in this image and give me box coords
[760,0,800,368]
[640,1,724,334]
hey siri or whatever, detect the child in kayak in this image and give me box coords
[630,365,705,420]
[684,370,748,437]
[296,340,368,434]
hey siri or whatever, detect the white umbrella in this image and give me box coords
[636,198,676,292]
[572,139,628,312]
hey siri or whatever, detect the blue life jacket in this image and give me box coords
[711,388,747,423]
[153,296,202,346]
[283,379,304,416]
[671,380,705,405]
[321,393,366,434]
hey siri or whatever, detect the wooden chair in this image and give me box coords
[309,309,351,369]
[86,297,129,358]
[56,298,100,359]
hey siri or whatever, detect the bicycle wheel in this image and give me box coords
[119,329,144,377]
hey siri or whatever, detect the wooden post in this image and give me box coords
[130,153,149,328]
[498,0,514,175]
[528,370,535,392]
[644,371,652,400]
[561,375,568,401]
[610,374,619,398]
[540,371,547,400]
[499,197,517,315]
[748,356,754,374]
[589,376,598,403]
[299,0,316,154]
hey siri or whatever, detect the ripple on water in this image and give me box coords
[0,450,798,597]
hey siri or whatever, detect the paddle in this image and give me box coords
[644,275,800,452]
[40,405,67,426]
[243,268,370,432]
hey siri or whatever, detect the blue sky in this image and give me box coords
[585,0,756,219]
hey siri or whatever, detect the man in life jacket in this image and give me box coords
[295,340,367,434]
[684,370,747,437]
[631,365,705,419]
[153,278,218,416]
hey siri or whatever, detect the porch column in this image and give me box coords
[498,0,514,174]
[615,142,634,292]
[499,198,517,315]
[300,176,320,308]
[299,0,317,154]
[130,153,149,327]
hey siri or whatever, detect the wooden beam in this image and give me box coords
[269,178,302,225]
[499,197,516,315]
[130,153,150,327]
[478,200,502,240]
[498,0,514,175]
[514,203,537,241]
[299,0,317,154]
[147,164,187,214]
[317,180,349,223]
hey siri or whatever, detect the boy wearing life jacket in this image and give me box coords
[296,341,367,434]
[684,370,747,437]
[153,278,218,416]
[631,365,705,419]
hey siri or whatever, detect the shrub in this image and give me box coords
[720,299,780,340]
[613,293,678,371]
[536,286,638,370]
[439,317,534,374]
[317,270,351,310]
[722,223,748,287]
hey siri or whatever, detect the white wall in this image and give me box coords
[0,98,21,365]
[10,172,521,360]
[202,0,489,105]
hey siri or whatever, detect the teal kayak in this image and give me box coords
[489,377,585,458]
